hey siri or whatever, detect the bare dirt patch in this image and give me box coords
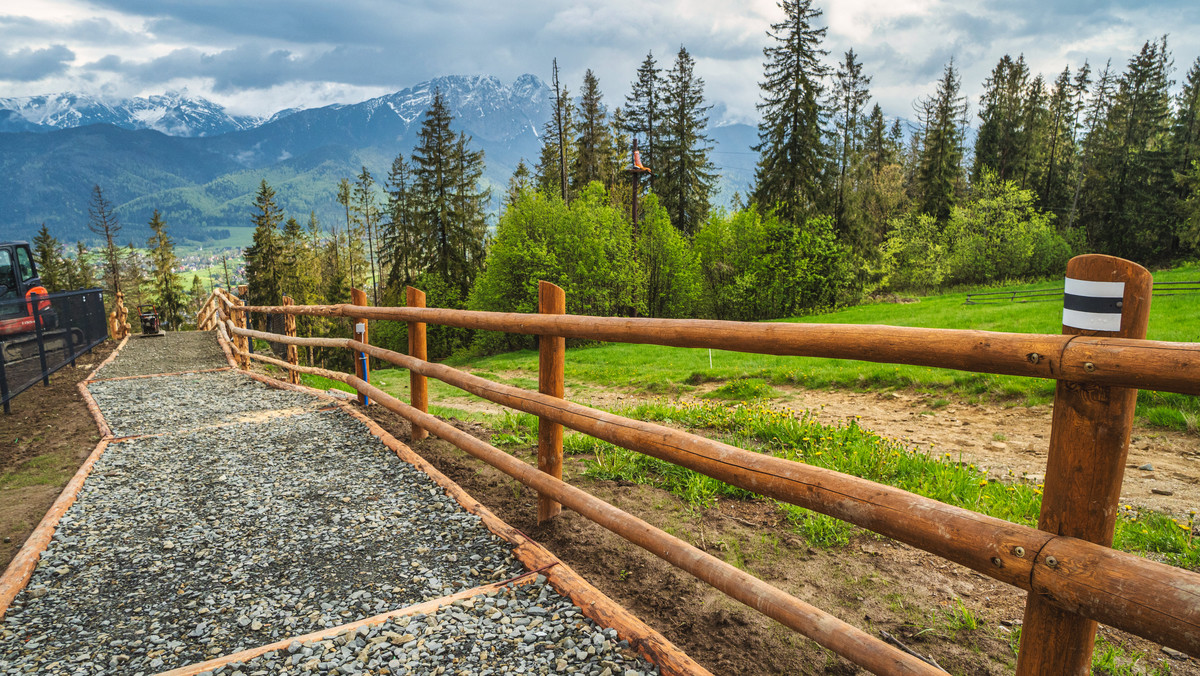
[361,404,1196,675]
[0,340,115,569]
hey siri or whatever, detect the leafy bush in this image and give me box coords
[468,183,642,353]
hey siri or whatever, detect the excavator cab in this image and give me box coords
[0,241,81,364]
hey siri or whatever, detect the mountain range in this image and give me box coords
[0,75,757,246]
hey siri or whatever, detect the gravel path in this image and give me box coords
[0,373,529,674]
[208,578,659,676]
[93,331,228,380]
[88,371,325,438]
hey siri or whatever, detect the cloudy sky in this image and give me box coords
[1,0,1197,125]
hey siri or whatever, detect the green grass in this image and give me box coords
[444,263,1200,430]
[703,378,780,401]
[0,452,78,490]
[573,399,1199,567]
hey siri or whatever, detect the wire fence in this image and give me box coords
[0,288,108,413]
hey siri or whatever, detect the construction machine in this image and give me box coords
[0,241,85,365]
[138,303,165,337]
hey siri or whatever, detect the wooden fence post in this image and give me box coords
[234,295,249,370]
[537,280,566,523]
[283,296,299,384]
[406,286,428,440]
[1016,254,1153,675]
[351,288,370,406]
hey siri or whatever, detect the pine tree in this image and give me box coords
[146,210,186,329]
[86,184,123,299]
[1037,66,1082,211]
[573,70,616,190]
[353,167,381,305]
[382,151,418,295]
[505,160,533,209]
[553,59,571,203]
[536,61,576,202]
[1175,58,1200,172]
[624,51,663,191]
[68,242,96,291]
[189,274,206,314]
[914,60,968,221]
[827,49,872,243]
[973,55,1033,184]
[411,90,491,297]
[244,180,285,307]
[659,46,716,235]
[1083,38,1175,259]
[336,178,357,287]
[752,0,830,225]
[32,224,65,292]
[121,243,147,306]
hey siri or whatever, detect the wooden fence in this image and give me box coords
[200,254,1200,676]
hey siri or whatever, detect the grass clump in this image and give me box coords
[577,399,1199,567]
[703,378,780,401]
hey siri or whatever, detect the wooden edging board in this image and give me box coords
[0,334,131,620]
[155,572,550,676]
[237,364,713,676]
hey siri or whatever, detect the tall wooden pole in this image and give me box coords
[406,286,428,440]
[350,288,369,406]
[537,281,566,523]
[1016,254,1153,675]
[283,296,299,385]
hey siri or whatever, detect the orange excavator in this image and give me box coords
[0,241,84,364]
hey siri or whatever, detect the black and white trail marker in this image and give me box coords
[1062,277,1125,332]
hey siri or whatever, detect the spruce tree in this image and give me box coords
[573,69,615,190]
[624,51,663,190]
[1038,66,1081,211]
[68,243,96,291]
[146,210,186,329]
[382,151,418,294]
[336,178,357,286]
[121,244,147,306]
[32,224,65,292]
[86,184,123,299]
[752,0,830,225]
[827,49,872,244]
[973,55,1033,184]
[659,46,716,235]
[353,167,381,304]
[505,160,533,209]
[914,60,967,221]
[1172,58,1200,215]
[411,90,490,297]
[1083,38,1175,259]
[244,180,285,307]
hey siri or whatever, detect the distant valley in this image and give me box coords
[0,75,756,247]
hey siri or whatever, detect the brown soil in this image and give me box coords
[361,394,1198,675]
[0,340,115,569]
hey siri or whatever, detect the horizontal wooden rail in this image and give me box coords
[237,303,1200,396]
[236,347,944,676]
[226,322,1200,657]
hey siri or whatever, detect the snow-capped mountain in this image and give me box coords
[0,91,260,137]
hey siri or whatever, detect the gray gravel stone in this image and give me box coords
[88,370,322,437]
[93,330,229,379]
[207,580,659,676]
[0,397,523,673]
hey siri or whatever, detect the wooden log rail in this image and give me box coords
[237,302,1200,397]
[224,322,1200,661]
